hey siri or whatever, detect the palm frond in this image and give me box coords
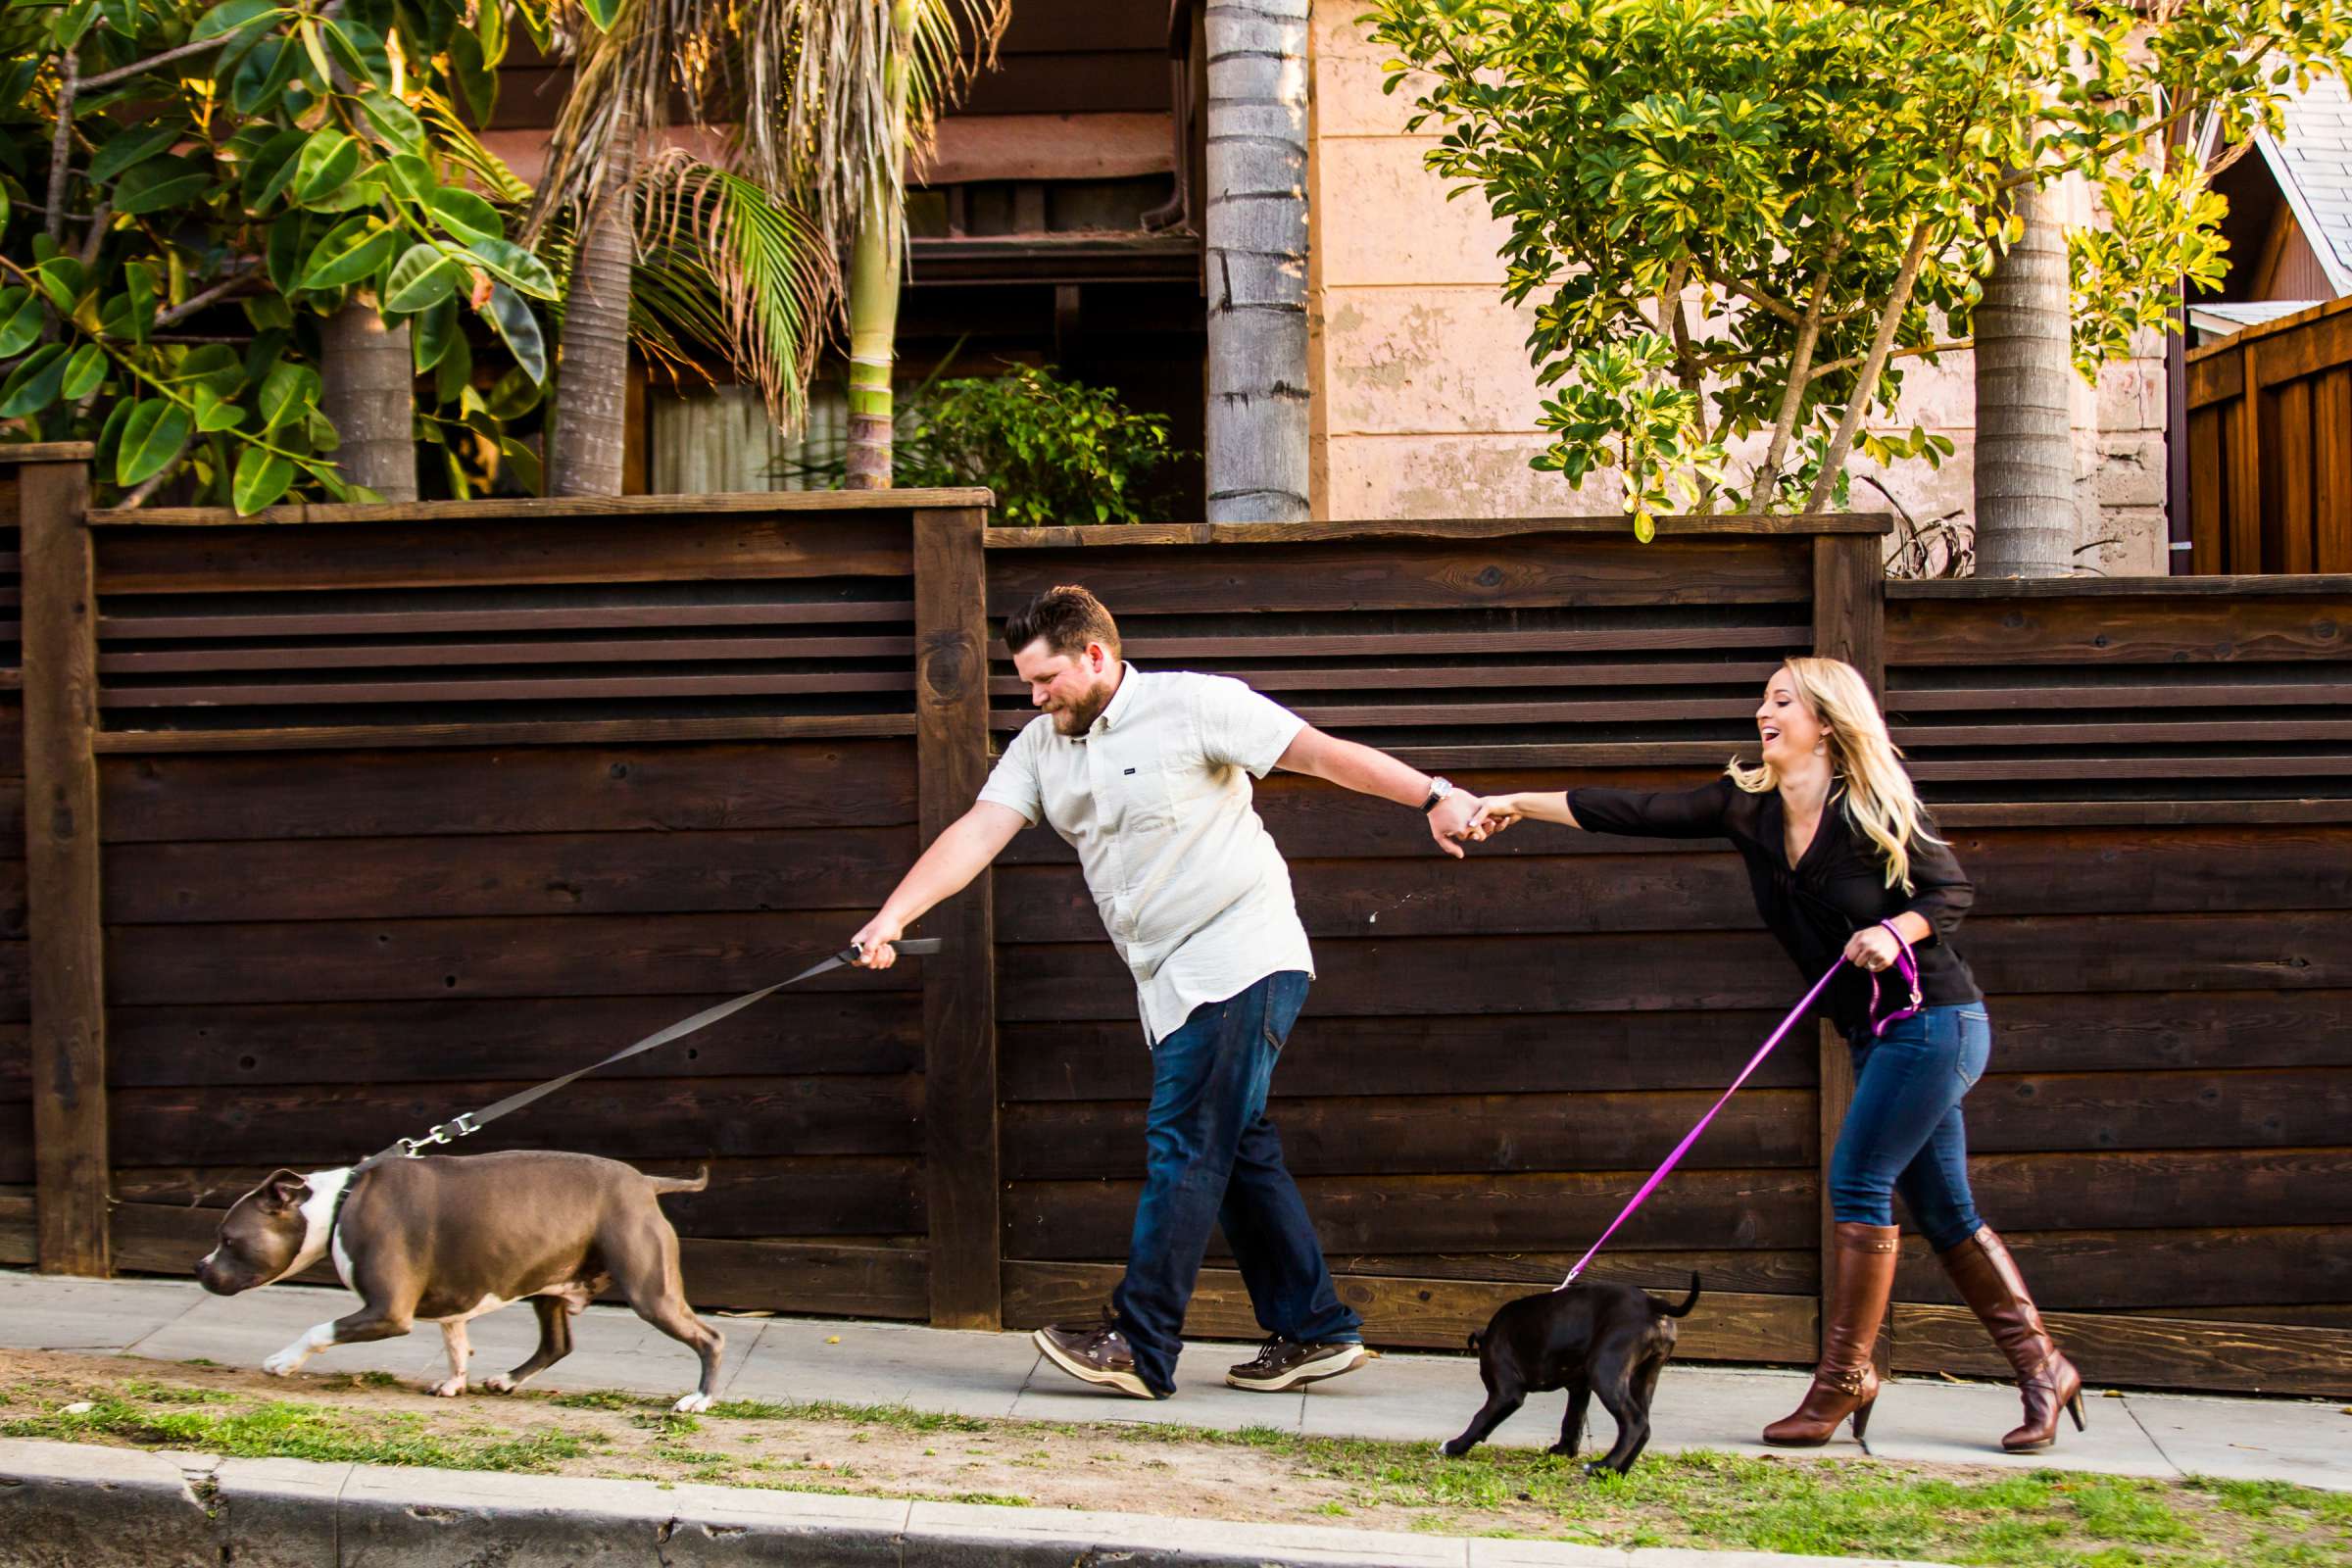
[635,151,838,428]
[415,90,535,207]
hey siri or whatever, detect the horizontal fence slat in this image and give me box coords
[1896,720,2352,749]
[100,603,917,641]
[1110,626,1810,660]
[102,671,916,709]
[100,636,917,673]
[1888,682,2352,710]
[1886,595,2352,664]
[1893,1303,2352,1396]
[1893,1226,2352,1313]
[93,714,918,753]
[986,661,1784,696]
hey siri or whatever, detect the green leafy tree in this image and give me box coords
[1,0,558,510]
[899,364,1180,525]
[1361,0,2352,535]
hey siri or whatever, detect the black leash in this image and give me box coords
[345,939,942,1183]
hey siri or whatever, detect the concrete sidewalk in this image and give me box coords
[3,1270,2347,1495]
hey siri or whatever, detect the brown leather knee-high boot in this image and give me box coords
[1763,1221,1899,1448]
[1937,1226,2084,1451]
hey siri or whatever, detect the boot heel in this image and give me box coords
[2067,1391,2086,1432]
[1850,1395,1877,1454]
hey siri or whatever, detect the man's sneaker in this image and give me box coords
[1226,1335,1370,1392]
[1033,1313,1163,1399]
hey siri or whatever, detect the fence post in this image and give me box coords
[912,504,1002,1329]
[1810,527,1886,1365]
[13,445,110,1276]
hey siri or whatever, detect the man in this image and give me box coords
[851,585,1479,1400]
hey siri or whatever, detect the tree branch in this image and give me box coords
[1805,221,1933,514]
[1808,336,1974,381]
[44,49,79,254]
[1749,253,1839,515]
[77,33,233,91]
[154,267,261,327]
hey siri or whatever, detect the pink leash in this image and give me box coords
[1555,921,1921,1290]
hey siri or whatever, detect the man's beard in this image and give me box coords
[1052,680,1114,736]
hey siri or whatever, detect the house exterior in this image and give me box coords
[2191,73,2352,342]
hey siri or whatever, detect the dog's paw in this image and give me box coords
[1582,1461,1623,1481]
[1440,1440,1471,1459]
[480,1374,516,1395]
[260,1352,300,1378]
[429,1376,467,1398]
[672,1393,712,1415]
[1546,1443,1580,1458]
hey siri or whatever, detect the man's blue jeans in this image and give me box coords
[1830,1003,1993,1250]
[1110,970,1361,1396]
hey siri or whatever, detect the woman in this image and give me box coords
[1472,658,2083,1452]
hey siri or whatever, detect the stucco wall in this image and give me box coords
[1304,1,2171,573]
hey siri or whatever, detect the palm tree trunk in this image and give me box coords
[550,132,639,497]
[844,0,916,490]
[1202,0,1309,522]
[1973,177,2075,576]
[318,304,418,502]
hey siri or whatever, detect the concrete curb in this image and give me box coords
[0,1438,1953,1567]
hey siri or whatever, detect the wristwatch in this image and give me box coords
[1420,776,1455,814]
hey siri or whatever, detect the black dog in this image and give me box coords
[1443,1275,1700,1474]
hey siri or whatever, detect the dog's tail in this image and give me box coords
[647,1166,710,1197]
[1657,1272,1701,1319]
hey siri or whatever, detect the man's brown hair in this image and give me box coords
[1003,584,1120,660]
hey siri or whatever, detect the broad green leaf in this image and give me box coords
[259,362,320,430]
[484,363,542,419]
[579,0,621,30]
[123,261,158,343]
[113,155,214,216]
[451,27,496,122]
[0,344,68,416]
[385,153,437,204]
[242,127,308,212]
[59,342,106,401]
[323,19,387,88]
[356,88,423,152]
[52,0,97,48]
[481,281,546,383]
[242,327,290,392]
[497,435,542,494]
[93,398,133,476]
[192,384,246,432]
[427,187,503,247]
[383,244,464,313]
[176,344,245,398]
[116,398,192,487]
[88,124,181,184]
[412,297,459,370]
[303,172,389,215]
[232,444,295,514]
[31,257,83,314]
[295,19,334,88]
[292,128,360,206]
[433,328,471,403]
[300,221,397,290]
[465,237,556,300]
[190,0,276,41]
[267,211,308,295]
[242,292,294,330]
[230,36,300,115]
[0,288,41,358]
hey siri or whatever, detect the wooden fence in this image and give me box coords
[2186,296,2352,574]
[3,444,2346,1397]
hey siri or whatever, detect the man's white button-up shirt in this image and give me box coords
[978,664,1316,1045]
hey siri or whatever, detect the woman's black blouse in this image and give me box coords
[1565,777,1984,1035]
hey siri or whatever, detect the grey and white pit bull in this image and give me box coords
[196,1150,724,1412]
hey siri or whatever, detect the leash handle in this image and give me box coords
[1867,919,1923,1038]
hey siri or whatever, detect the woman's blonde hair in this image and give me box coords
[1728,656,1941,892]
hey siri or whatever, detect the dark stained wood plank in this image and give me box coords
[0,941,25,1023]
[1982,990,2352,1074]
[986,661,1784,696]
[1967,1149,2352,1231]
[1962,1068,2352,1153]
[1892,1302,2352,1397]
[1001,1260,1816,1363]
[95,515,912,594]
[1004,1169,1816,1256]
[1885,593,2350,664]
[1897,720,2352,749]
[987,537,1811,615]
[100,602,915,640]
[2273,377,2317,574]
[0,443,95,465]
[2319,368,2352,574]
[111,1156,925,1240]
[109,1074,923,1166]
[87,488,988,525]
[100,741,916,842]
[1886,683,2352,710]
[1112,626,1810,661]
[1960,910,2352,993]
[2188,407,2225,574]
[984,514,1885,547]
[1892,1226,2352,1313]
[105,993,922,1088]
[1000,1089,1814,1180]
[1938,801,2352,828]
[1326,1249,1818,1297]
[1952,824,2352,916]
[913,507,1001,1330]
[1000,1009,1818,1102]
[102,828,918,923]
[106,911,922,1006]
[20,457,108,1276]
[0,1192,29,1266]
[1910,756,2352,781]
[93,714,918,754]
[0,780,20,854]
[102,634,917,673]
[101,671,916,708]
[1886,574,2352,599]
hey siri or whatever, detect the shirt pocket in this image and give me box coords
[1111,753,1179,833]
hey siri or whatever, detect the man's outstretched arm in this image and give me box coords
[1275,725,1479,858]
[850,802,1029,966]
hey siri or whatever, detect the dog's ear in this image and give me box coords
[1466,1330,1485,1351]
[255,1169,312,1214]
